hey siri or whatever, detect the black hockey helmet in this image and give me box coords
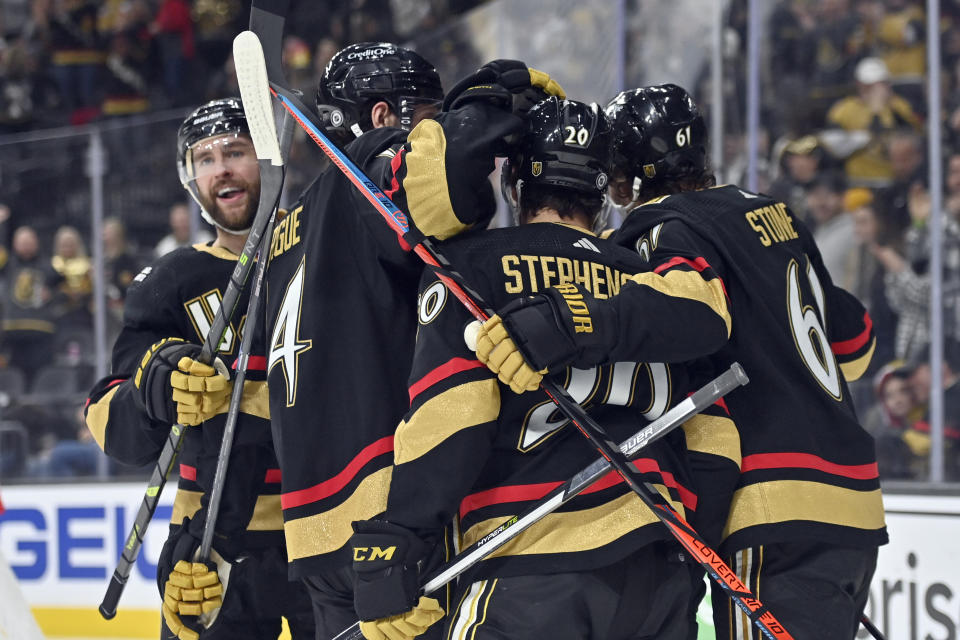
[316,42,443,140]
[176,97,255,233]
[605,84,707,186]
[517,96,612,194]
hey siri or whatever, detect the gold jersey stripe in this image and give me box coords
[839,337,876,382]
[722,480,886,540]
[86,385,120,451]
[191,243,240,261]
[395,379,500,465]
[247,495,284,531]
[627,269,732,336]
[171,489,202,524]
[460,484,683,558]
[403,119,469,241]
[285,467,392,560]
[170,489,283,531]
[238,380,270,420]
[682,413,741,467]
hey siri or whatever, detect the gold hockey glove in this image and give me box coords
[162,560,223,640]
[359,596,444,640]
[134,338,231,426]
[473,316,545,394]
[170,357,231,426]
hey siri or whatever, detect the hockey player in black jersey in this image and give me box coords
[84,99,313,640]
[472,85,886,639]
[347,97,711,640]
[262,45,566,638]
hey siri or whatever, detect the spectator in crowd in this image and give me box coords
[0,225,60,384]
[800,0,866,120]
[849,194,899,369]
[154,201,212,257]
[825,57,922,187]
[40,0,105,124]
[900,341,960,481]
[50,224,92,330]
[875,130,925,236]
[102,217,140,327]
[874,181,960,361]
[864,361,919,479]
[100,1,151,117]
[149,0,194,107]
[806,171,856,281]
[31,406,102,477]
[768,134,825,224]
[876,0,925,111]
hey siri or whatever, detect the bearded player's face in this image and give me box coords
[191,134,261,231]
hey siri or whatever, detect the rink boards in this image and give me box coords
[0,483,957,639]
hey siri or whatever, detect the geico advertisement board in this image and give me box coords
[0,482,173,608]
[861,493,960,640]
[0,483,958,637]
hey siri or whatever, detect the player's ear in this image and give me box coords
[370,101,398,129]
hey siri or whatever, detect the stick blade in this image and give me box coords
[233,30,283,166]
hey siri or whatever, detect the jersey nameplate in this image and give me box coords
[270,206,303,261]
[501,255,631,299]
[744,202,799,247]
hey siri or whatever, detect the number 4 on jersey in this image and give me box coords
[268,257,313,406]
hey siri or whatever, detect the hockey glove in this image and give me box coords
[351,520,444,640]
[442,59,566,116]
[477,283,618,393]
[134,338,231,426]
[157,519,233,640]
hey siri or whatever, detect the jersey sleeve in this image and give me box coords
[382,271,501,541]
[799,223,876,381]
[84,260,184,465]
[604,218,732,363]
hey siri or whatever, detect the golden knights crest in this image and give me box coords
[531,161,542,177]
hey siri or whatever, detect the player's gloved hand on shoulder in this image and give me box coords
[134,337,232,426]
[474,283,617,393]
[442,59,565,116]
[157,520,232,640]
[351,520,444,640]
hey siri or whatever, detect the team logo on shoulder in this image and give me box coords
[635,236,650,263]
[531,161,542,177]
[418,281,447,325]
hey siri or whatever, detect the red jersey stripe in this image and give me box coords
[281,436,394,510]
[740,452,879,480]
[409,357,486,403]
[458,458,697,519]
[653,256,729,298]
[831,311,874,356]
[180,464,197,482]
[233,356,267,371]
[264,468,282,483]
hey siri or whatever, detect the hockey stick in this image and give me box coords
[329,363,748,640]
[196,29,294,563]
[239,31,791,640]
[98,44,286,623]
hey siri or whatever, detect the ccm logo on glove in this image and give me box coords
[353,546,397,562]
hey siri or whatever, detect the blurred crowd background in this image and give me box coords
[0,0,957,486]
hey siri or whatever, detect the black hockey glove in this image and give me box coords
[442,59,566,116]
[350,520,444,640]
[133,338,231,426]
[475,283,618,393]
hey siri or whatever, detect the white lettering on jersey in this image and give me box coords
[184,290,236,352]
[267,257,313,406]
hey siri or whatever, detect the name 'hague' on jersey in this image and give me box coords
[383,222,700,581]
[612,185,886,554]
[85,243,282,549]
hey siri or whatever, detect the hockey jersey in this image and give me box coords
[264,102,522,577]
[85,243,283,552]
[608,185,886,553]
[382,222,699,582]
